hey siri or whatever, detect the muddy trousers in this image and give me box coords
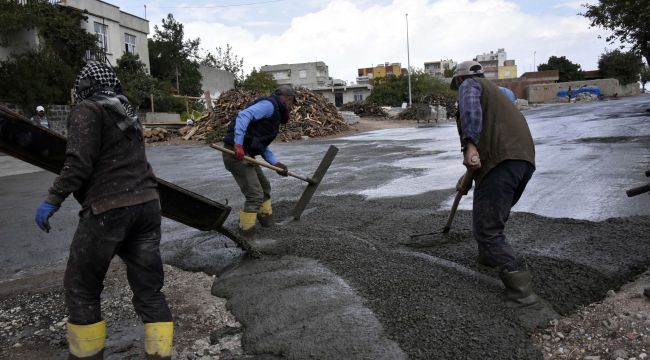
[64,200,172,325]
[222,150,271,212]
[473,160,534,271]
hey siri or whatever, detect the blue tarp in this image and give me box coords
[557,86,601,98]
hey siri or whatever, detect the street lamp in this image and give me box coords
[406,13,412,107]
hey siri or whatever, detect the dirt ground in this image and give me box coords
[1,116,649,359]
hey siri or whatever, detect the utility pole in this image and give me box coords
[533,50,536,71]
[144,5,147,20]
[406,13,412,107]
[175,66,180,93]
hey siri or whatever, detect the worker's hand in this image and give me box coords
[274,162,289,177]
[463,142,481,171]
[35,201,59,233]
[234,144,245,161]
[456,174,472,195]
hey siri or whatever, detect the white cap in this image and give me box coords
[36,106,45,112]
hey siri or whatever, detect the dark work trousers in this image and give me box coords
[473,160,535,271]
[64,200,172,325]
[222,149,271,213]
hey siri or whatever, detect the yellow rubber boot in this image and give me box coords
[257,199,273,227]
[144,322,173,359]
[239,210,257,238]
[66,320,106,359]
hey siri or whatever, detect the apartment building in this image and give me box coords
[260,62,329,90]
[423,59,457,77]
[473,48,517,80]
[1,1,151,70]
[357,62,405,84]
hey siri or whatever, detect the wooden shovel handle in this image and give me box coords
[442,169,474,233]
[210,143,314,184]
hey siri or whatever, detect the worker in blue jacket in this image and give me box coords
[222,85,295,238]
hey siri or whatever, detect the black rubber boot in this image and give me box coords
[644,287,650,298]
[477,252,496,268]
[257,213,273,228]
[499,269,541,308]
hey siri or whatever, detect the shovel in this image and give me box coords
[211,143,338,220]
[410,169,474,239]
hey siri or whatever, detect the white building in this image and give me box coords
[0,1,151,71]
[60,0,151,70]
[260,62,330,90]
[423,59,457,77]
[473,48,508,79]
[312,84,372,107]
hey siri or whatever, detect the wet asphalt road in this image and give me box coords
[1,95,649,358]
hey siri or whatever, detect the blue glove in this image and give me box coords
[35,201,59,233]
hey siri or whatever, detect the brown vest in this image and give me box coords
[473,77,535,185]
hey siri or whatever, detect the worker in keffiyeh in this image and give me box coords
[34,62,174,359]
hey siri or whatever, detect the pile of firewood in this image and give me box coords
[143,127,171,143]
[280,88,348,141]
[399,104,432,120]
[183,88,348,142]
[339,102,388,117]
[419,94,457,116]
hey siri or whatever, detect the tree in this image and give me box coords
[148,14,202,96]
[598,50,643,85]
[201,44,245,85]
[367,72,455,107]
[0,1,98,112]
[0,51,75,112]
[640,66,650,92]
[582,0,650,66]
[114,53,157,109]
[240,68,277,94]
[537,56,585,82]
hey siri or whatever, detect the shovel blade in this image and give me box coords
[292,145,338,220]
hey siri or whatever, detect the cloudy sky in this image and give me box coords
[108,0,619,83]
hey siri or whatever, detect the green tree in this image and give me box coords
[582,0,650,66]
[202,43,245,85]
[367,72,455,106]
[597,49,643,85]
[0,1,98,112]
[537,56,585,82]
[640,66,650,92]
[114,53,157,109]
[0,51,75,112]
[240,68,277,94]
[148,14,202,96]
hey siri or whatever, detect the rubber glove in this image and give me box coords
[274,162,288,177]
[234,144,245,161]
[35,201,60,233]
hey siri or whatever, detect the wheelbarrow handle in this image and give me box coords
[626,184,650,197]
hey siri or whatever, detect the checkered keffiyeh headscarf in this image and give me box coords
[74,62,135,118]
[74,62,122,102]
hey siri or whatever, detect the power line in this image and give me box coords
[153,0,286,9]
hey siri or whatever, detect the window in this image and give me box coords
[94,22,108,52]
[299,70,307,79]
[124,33,136,54]
[273,71,290,80]
[354,94,363,102]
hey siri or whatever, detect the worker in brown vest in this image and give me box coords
[451,60,541,308]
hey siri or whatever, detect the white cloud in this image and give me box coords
[133,0,619,82]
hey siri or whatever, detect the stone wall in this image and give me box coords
[0,103,70,136]
[526,78,633,103]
